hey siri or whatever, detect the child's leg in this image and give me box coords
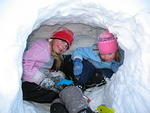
[61,55,74,80]
[96,68,114,78]
[61,56,95,86]
[59,86,91,113]
[78,59,96,85]
[22,81,59,103]
[61,56,96,86]
[85,71,106,88]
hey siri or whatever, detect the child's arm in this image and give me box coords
[71,46,98,75]
[23,40,48,83]
[111,61,120,72]
[71,46,95,60]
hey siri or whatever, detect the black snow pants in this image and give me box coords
[22,81,59,103]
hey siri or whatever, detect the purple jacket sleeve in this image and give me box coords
[22,40,51,84]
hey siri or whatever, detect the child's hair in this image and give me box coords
[115,50,121,62]
[51,51,64,71]
[48,38,64,71]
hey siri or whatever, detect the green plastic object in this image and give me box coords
[97,105,116,113]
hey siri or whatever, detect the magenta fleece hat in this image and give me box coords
[98,30,118,54]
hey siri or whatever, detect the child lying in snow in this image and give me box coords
[22,28,74,103]
[21,28,94,113]
[72,29,124,86]
[61,29,124,89]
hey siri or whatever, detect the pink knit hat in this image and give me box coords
[98,30,118,54]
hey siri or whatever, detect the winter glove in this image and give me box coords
[56,79,74,85]
[40,77,55,89]
[40,77,64,93]
[111,61,119,72]
[48,71,65,82]
[73,58,83,76]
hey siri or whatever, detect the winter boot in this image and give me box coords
[85,72,106,89]
[50,102,68,113]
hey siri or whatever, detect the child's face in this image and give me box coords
[52,39,68,54]
[100,53,116,62]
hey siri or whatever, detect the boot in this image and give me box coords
[50,103,68,113]
[85,72,106,89]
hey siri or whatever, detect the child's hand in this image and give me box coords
[73,58,83,75]
[56,79,74,85]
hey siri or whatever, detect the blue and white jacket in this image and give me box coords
[72,45,124,72]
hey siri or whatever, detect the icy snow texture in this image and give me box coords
[27,23,104,54]
[0,0,150,113]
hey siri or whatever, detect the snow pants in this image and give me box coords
[22,81,59,103]
[61,55,114,86]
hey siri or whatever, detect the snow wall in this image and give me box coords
[0,0,150,113]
